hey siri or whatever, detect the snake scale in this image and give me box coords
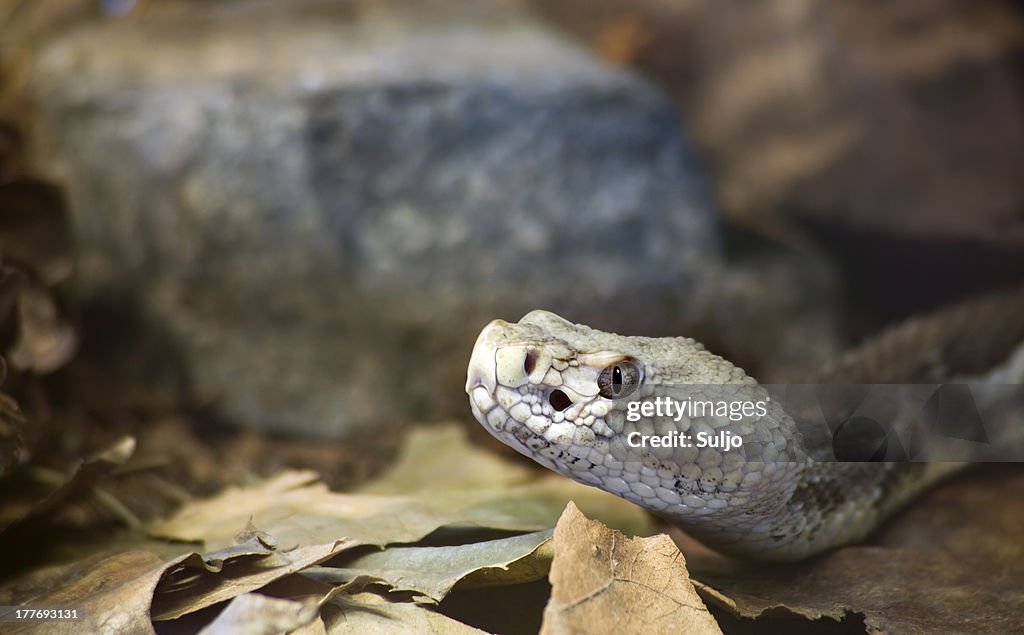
[466,286,1024,561]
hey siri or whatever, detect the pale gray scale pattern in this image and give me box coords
[465,310,966,561]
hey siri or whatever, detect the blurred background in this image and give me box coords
[0,0,1022,583]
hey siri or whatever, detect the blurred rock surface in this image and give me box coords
[19,0,722,437]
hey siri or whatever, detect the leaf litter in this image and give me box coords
[0,424,656,632]
[1,422,1022,633]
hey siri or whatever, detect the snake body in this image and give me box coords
[465,289,1024,561]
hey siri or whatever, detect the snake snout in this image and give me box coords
[466,319,508,395]
[466,318,554,395]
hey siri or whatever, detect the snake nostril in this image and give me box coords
[524,349,538,375]
[549,389,572,411]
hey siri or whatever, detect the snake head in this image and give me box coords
[466,310,811,561]
[465,309,747,488]
[466,310,649,480]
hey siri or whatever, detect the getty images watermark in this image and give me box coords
[624,396,769,451]
[616,384,1024,462]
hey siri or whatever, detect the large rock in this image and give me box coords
[24,0,719,437]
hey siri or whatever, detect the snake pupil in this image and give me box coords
[597,359,642,399]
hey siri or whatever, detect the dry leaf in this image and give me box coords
[541,502,722,635]
[8,285,77,374]
[197,593,319,635]
[151,536,353,620]
[361,422,653,537]
[323,591,490,634]
[357,424,533,494]
[151,424,651,552]
[0,435,135,535]
[0,533,352,631]
[0,550,165,635]
[310,529,553,603]
[149,470,546,551]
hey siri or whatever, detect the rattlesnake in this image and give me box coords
[465,287,1024,561]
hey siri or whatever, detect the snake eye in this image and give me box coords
[597,359,642,399]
